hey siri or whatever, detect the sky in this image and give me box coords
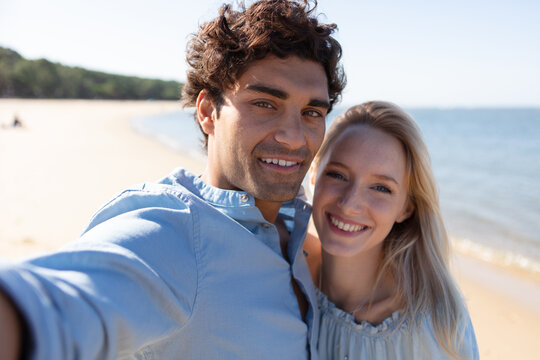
[1,0,539,107]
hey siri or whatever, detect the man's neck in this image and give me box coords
[199,168,284,224]
[254,198,282,224]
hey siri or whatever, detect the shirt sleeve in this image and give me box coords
[0,188,200,359]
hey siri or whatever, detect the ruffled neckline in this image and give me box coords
[318,289,407,336]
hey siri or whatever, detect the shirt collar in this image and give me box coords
[165,167,311,230]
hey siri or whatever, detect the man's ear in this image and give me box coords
[196,90,216,136]
[396,200,415,223]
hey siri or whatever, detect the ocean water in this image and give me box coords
[131,107,540,277]
[409,108,540,276]
[131,109,207,163]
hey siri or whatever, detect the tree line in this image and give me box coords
[0,47,182,100]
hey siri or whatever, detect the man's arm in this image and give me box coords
[0,290,22,360]
[0,188,198,358]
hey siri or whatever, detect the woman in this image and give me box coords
[304,101,479,359]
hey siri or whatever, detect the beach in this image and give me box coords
[1,99,538,359]
[0,99,205,258]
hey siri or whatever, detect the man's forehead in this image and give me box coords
[232,56,330,102]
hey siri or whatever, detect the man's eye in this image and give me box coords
[254,101,273,109]
[326,171,345,181]
[373,185,391,194]
[304,109,323,118]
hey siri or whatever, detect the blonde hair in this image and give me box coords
[314,101,467,358]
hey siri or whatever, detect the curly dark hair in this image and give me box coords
[181,0,346,149]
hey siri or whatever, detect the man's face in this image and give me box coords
[199,55,330,203]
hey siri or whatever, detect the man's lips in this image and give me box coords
[259,157,300,167]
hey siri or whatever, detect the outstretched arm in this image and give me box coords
[0,290,22,360]
[0,188,197,358]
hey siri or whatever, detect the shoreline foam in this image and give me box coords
[452,236,540,284]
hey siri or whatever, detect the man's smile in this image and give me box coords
[260,157,300,167]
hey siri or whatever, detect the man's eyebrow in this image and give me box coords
[246,84,331,109]
[308,99,330,109]
[246,84,288,99]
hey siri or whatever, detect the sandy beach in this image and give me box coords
[1,99,539,359]
[0,99,204,259]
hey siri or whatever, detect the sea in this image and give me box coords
[131,106,540,278]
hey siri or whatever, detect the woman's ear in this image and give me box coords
[309,163,317,186]
[196,90,216,136]
[396,200,415,223]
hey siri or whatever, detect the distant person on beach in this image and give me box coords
[0,1,345,359]
[303,101,479,359]
[12,114,23,128]
[0,114,23,129]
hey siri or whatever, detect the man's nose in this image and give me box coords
[273,110,307,149]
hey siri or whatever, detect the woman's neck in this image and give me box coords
[320,246,399,324]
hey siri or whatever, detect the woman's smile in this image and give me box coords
[326,212,368,235]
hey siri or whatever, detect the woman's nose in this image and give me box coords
[337,186,364,214]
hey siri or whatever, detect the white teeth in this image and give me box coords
[330,215,365,232]
[261,158,298,167]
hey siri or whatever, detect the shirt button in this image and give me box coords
[262,223,270,229]
[240,194,249,202]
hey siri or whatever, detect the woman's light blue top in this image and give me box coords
[317,291,479,360]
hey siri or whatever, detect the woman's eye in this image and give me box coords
[325,171,345,181]
[373,185,391,194]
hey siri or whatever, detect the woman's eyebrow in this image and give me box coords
[373,174,399,185]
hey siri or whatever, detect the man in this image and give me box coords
[0,0,345,358]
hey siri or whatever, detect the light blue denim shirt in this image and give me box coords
[0,168,319,359]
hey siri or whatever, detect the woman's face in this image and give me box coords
[312,124,412,257]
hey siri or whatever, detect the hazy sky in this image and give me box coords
[1,0,539,107]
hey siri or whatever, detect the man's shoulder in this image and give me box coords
[104,175,198,212]
[82,168,203,234]
[108,167,202,207]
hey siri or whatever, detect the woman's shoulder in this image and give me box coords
[303,229,321,284]
[318,289,405,337]
[318,294,479,359]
